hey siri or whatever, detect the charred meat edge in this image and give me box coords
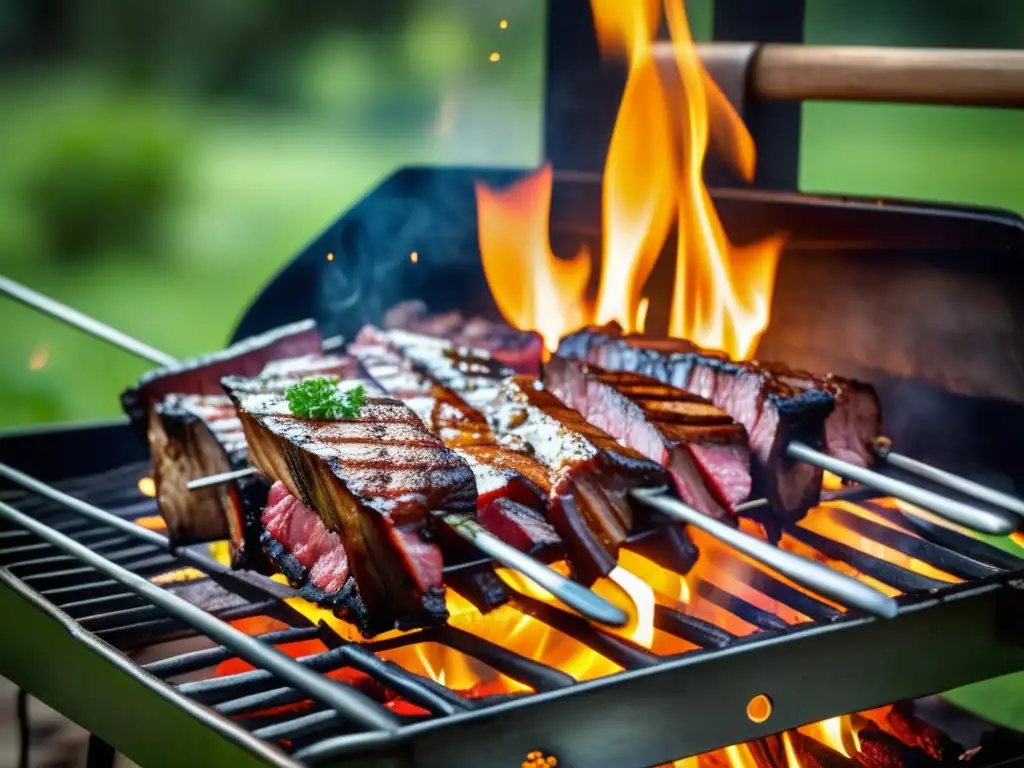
[486,375,670,584]
[121,319,323,435]
[224,380,477,634]
[557,326,835,518]
[544,356,751,521]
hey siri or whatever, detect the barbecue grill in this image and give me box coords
[3,2,1024,767]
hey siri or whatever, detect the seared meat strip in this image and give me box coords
[557,325,835,518]
[485,376,671,584]
[144,353,357,563]
[149,394,265,567]
[261,481,359,610]
[382,330,696,581]
[560,323,880,467]
[383,299,544,374]
[351,329,560,555]
[544,356,751,521]
[222,374,478,635]
[121,319,323,434]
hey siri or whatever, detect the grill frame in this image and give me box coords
[2,424,1024,768]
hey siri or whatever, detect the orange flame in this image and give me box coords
[475,165,592,351]
[476,0,784,359]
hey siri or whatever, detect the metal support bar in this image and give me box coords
[0,498,400,734]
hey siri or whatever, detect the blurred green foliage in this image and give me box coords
[19,95,187,261]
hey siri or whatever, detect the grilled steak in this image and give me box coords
[382,330,699,578]
[544,356,750,520]
[143,352,356,564]
[382,299,544,374]
[223,375,477,635]
[261,481,361,611]
[352,329,559,555]
[121,319,323,434]
[148,394,267,568]
[557,325,835,518]
[485,376,669,584]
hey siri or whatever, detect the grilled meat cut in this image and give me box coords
[148,394,266,567]
[379,330,675,581]
[223,374,478,635]
[382,299,544,374]
[351,329,560,555]
[261,481,359,610]
[377,329,698,578]
[560,323,881,467]
[557,325,835,518]
[544,356,751,521]
[121,319,323,435]
[486,376,670,584]
[143,352,357,564]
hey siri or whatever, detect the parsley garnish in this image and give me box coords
[285,378,365,419]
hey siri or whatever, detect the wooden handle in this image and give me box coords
[753,45,1024,108]
[666,43,1024,108]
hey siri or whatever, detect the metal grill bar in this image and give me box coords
[144,627,323,677]
[862,501,1024,571]
[0,497,400,734]
[694,581,790,631]
[825,506,999,580]
[784,526,951,593]
[509,592,660,669]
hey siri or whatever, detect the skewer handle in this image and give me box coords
[787,441,1014,536]
[876,444,1024,520]
[187,467,259,491]
[631,488,898,619]
[438,512,629,627]
[0,274,177,367]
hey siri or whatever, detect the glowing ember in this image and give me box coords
[476,0,784,359]
[28,345,50,371]
[133,514,164,530]
[137,476,156,497]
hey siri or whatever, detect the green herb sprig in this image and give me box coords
[285,377,365,419]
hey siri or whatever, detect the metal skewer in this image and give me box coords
[0,274,626,626]
[874,441,1024,519]
[630,487,899,619]
[436,512,627,626]
[188,467,258,490]
[0,466,399,732]
[787,441,1014,536]
[0,274,177,367]
[186,470,625,625]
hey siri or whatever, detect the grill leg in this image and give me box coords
[17,688,29,768]
[86,734,116,768]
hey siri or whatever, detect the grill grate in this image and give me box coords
[2,459,1024,767]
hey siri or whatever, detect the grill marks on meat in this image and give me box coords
[142,352,356,569]
[544,356,751,521]
[557,326,835,518]
[148,394,260,555]
[382,299,544,374]
[223,375,477,634]
[379,330,673,581]
[352,331,559,555]
[487,376,670,584]
[121,320,323,435]
[561,323,881,468]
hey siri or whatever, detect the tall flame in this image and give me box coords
[476,0,785,360]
